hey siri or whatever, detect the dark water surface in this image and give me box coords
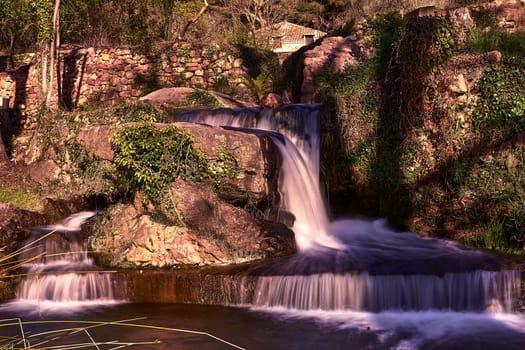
[1,302,525,350]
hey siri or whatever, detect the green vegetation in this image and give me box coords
[467,29,525,57]
[474,59,525,133]
[316,9,525,254]
[111,123,238,204]
[449,58,525,253]
[0,186,42,210]
[184,90,221,109]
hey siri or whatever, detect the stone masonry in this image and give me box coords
[0,43,247,116]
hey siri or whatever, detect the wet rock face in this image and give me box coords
[0,204,47,252]
[89,180,295,268]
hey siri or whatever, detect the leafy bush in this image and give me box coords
[112,123,238,203]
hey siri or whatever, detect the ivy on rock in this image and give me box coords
[111,123,238,204]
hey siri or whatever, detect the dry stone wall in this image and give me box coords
[0,43,247,117]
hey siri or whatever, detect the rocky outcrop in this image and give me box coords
[9,117,294,268]
[77,122,278,204]
[11,120,279,206]
[89,179,295,268]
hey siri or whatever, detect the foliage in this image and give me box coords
[234,45,280,102]
[111,123,238,203]
[30,0,54,42]
[0,186,42,210]
[473,59,525,135]
[184,90,221,108]
[116,102,160,123]
[241,72,272,103]
[470,7,498,30]
[0,0,37,62]
[466,29,525,57]
[368,12,404,77]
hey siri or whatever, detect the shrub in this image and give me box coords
[111,123,238,204]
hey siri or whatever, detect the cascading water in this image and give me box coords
[180,105,340,250]
[14,211,116,309]
[179,104,522,313]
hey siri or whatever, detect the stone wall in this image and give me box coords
[0,43,247,116]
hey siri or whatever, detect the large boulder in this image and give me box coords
[89,179,295,268]
[77,122,280,205]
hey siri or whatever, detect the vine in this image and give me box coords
[30,0,54,42]
[473,59,525,134]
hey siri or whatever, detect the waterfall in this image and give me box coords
[180,104,522,314]
[15,211,115,306]
[179,104,340,250]
[252,271,520,313]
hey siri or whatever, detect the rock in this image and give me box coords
[0,204,47,252]
[27,159,61,185]
[77,122,276,204]
[449,74,468,94]
[449,7,475,44]
[140,87,255,108]
[486,50,502,64]
[207,91,257,108]
[261,93,284,109]
[89,204,225,267]
[168,179,294,255]
[175,122,276,204]
[89,182,296,268]
[77,125,116,161]
[300,34,364,102]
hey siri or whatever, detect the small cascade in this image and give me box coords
[251,270,521,313]
[15,211,115,305]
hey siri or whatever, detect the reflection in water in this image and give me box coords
[1,303,525,350]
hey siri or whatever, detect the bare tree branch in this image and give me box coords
[179,0,209,40]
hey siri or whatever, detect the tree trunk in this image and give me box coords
[9,35,15,69]
[41,42,49,102]
[178,0,208,40]
[46,0,61,106]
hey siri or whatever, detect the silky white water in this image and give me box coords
[13,211,116,309]
[180,105,523,315]
[180,105,340,250]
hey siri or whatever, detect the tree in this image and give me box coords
[222,0,281,36]
[0,0,36,68]
[179,0,209,40]
[31,0,60,107]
